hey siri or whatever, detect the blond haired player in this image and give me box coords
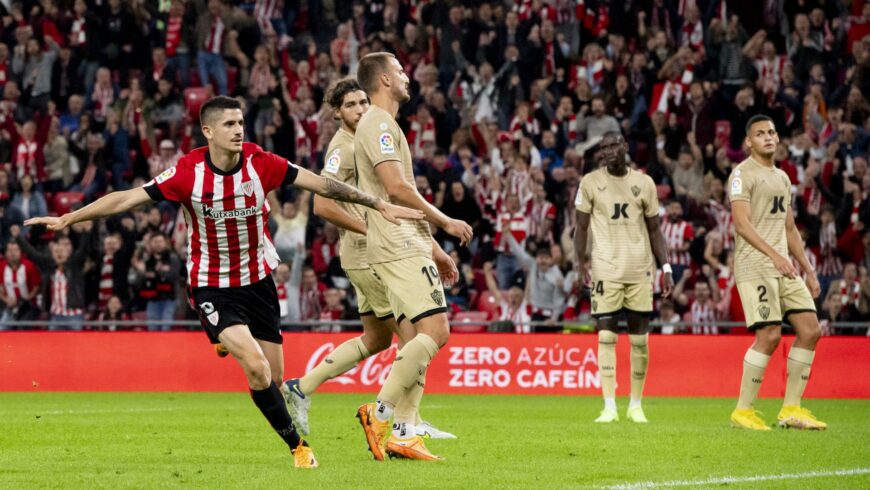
[574,132,674,424]
[281,77,456,440]
[728,115,825,430]
[353,51,473,461]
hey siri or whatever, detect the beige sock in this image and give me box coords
[395,368,426,425]
[629,334,649,404]
[376,334,439,408]
[299,336,369,395]
[598,330,618,401]
[783,346,815,407]
[736,348,771,410]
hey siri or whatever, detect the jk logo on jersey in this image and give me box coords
[770,195,785,214]
[611,203,629,219]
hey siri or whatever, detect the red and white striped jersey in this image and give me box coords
[205,15,225,54]
[51,270,82,316]
[527,198,557,242]
[792,247,818,280]
[143,143,297,289]
[661,218,694,266]
[1,259,39,302]
[690,299,718,335]
[707,198,734,250]
[499,299,532,333]
[818,221,844,276]
[254,0,280,33]
[407,117,435,159]
[494,212,530,252]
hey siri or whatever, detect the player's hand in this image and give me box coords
[376,201,424,225]
[662,272,674,298]
[433,247,458,288]
[772,254,798,279]
[444,218,473,246]
[806,273,821,299]
[25,215,71,231]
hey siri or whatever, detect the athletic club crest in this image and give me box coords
[241,180,255,197]
[631,185,641,197]
[592,300,598,312]
[200,302,219,326]
[431,290,444,306]
[757,305,770,321]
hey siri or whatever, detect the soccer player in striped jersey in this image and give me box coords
[727,115,825,431]
[25,95,424,468]
[574,132,674,423]
[280,77,457,440]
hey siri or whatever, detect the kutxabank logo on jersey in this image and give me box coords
[200,203,258,220]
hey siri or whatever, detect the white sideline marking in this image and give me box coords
[3,407,183,416]
[605,468,870,489]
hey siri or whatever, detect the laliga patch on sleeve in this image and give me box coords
[155,166,176,184]
[379,132,396,154]
[324,152,341,174]
[731,177,742,195]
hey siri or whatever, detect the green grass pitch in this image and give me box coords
[1,393,868,489]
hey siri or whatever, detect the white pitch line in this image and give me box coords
[605,468,870,489]
[1,407,183,416]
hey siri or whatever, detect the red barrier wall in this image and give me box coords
[1,332,868,398]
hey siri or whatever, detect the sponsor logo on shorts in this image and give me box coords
[431,290,444,306]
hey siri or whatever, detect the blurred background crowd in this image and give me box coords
[0,0,868,334]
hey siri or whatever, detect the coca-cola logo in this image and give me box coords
[305,342,398,387]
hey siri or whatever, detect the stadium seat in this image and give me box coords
[451,311,489,333]
[475,291,501,320]
[656,184,672,201]
[184,87,210,123]
[52,192,85,215]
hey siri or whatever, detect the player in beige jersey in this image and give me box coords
[574,132,674,424]
[727,115,825,431]
[352,52,473,462]
[281,78,457,440]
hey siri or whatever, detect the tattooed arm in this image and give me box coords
[292,166,424,224]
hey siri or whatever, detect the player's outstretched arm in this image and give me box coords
[293,166,424,225]
[732,200,798,278]
[375,161,473,245]
[785,207,821,298]
[24,188,154,231]
[312,193,367,235]
[573,210,590,280]
[645,214,675,297]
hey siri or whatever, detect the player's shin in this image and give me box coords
[737,348,771,409]
[375,333,439,422]
[250,381,304,449]
[628,333,649,408]
[598,329,618,410]
[299,337,370,395]
[783,346,814,407]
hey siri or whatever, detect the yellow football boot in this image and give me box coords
[778,406,827,430]
[730,408,772,431]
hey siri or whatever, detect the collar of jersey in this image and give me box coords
[205,149,244,176]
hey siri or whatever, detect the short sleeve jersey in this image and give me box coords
[727,157,791,283]
[353,105,431,264]
[143,142,298,289]
[322,128,367,270]
[575,168,659,283]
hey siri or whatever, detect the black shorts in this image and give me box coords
[192,276,282,344]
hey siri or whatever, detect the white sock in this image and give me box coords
[629,398,642,410]
[392,422,415,439]
[603,398,617,411]
[374,400,394,422]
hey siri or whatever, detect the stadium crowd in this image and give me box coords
[0,0,868,334]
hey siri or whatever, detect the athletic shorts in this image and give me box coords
[370,256,447,324]
[346,267,395,320]
[737,276,816,331]
[192,276,282,344]
[590,279,653,318]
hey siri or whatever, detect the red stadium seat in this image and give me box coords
[656,184,672,201]
[475,291,501,320]
[184,87,210,123]
[451,311,489,333]
[52,192,85,215]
